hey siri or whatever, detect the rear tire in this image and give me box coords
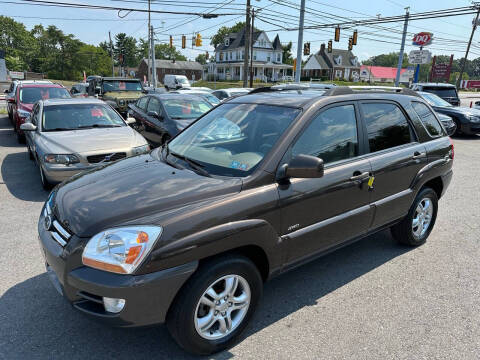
[166,255,263,355]
[391,187,438,246]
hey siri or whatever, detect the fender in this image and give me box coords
[410,156,452,194]
[143,219,283,276]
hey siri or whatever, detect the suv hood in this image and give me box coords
[53,153,242,237]
[433,106,480,117]
[39,126,145,154]
[103,91,143,100]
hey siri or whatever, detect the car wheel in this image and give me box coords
[39,164,52,190]
[391,187,438,246]
[167,255,263,355]
[452,118,462,136]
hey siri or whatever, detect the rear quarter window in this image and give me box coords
[411,101,444,137]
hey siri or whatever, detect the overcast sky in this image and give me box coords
[1,0,477,63]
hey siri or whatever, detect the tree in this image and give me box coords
[210,22,246,48]
[75,45,113,78]
[154,43,187,61]
[0,16,35,70]
[114,33,138,67]
[195,53,207,65]
[137,38,149,61]
[282,42,293,65]
[362,52,408,68]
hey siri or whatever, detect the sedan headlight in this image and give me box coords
[131,144,150,155]
[44,154,80,165]
[82,226,162,274]
[17,109,31,118]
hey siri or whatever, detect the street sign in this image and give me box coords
[9,71,24,79]
[431,64,450,78]
[412,32,433,46]
[408,50,432,64]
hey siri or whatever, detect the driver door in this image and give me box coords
[278,103,373,266]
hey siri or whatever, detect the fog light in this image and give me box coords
[103,297,125,313]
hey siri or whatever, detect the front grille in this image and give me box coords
[44,202,72,247]
[126,99,137,104]
[87,152,126,164]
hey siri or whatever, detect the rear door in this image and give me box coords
[130,96,149,135]
[359,101,427,229]
[278,102,374,266]
[143,96,165,146]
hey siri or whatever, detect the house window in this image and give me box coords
[277,53,281,62]
[225,38,229,46]
[253,51,257,60]
[230,52,232,60]
[267,55,270,62]
[335,69,342,78]
[220,52,224,61]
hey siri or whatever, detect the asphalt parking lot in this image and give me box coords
[0,113,479,360]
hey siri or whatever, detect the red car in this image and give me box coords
[10,82,71,143]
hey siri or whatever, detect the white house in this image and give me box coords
[205,28,292,81]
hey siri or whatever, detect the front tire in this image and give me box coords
[39,164,52,190]
[167,255,263,355]
[391,187,438,246]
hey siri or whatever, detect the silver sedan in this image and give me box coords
[21,98,149,188]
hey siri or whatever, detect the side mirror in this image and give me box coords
[20,123,37,131]
[147,111,162,120]
[4,89,8,94]
[126,117,136,125]
[279,154,324,180]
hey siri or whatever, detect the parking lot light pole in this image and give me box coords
[243,0,251,87]
[150,26,157,88]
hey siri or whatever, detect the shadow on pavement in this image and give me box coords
[1,230,411,359]
[1,151,49,202]
[0,116,25,148]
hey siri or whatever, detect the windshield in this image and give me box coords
[191,93,220,105]
[168,103,300,177]
[177,77,189,84]
[164,98,212,120]
[42,103,126,131]
[420,92,453,107]
[424,87,458,99]
[19,87,70,104]
[102,80,142,93]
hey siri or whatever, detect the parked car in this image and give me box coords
[410,83,460,106]
[171,89,221,106]
[164,75,191,90]
[10,82,70,143]
[417,91,480,135]
[436,113,456,136]
[21,98,149,189]
[87,77,145,118]
[128,93,213,147]
[177,86,213,93]
[473,100,480,110]
[211,88,251,101]
[4,80,53,123]
[143,86,167,94]
[70,83,89,98]
[37,86,453,355]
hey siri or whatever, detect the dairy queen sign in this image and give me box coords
[412,32,433,47]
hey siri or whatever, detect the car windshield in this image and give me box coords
[177,77,189,84]
[42,103,126,131]
[420,92,453,107]
[19,87,70,104]
[163,98,213,119]
[424,87,458,99]
[191,93,220,105]
[102,80,142,92]
[167,103,300,177]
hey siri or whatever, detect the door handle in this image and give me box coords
[350,171,370,181]
[412,151,426,159]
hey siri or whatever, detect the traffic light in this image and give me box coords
[181,35,186,49]
[169,35,173,48]
[328,40,332,53]
[195,33,202,47]
[293,58,297,70]
[334,26,340,42]
[348,37,353,51]
[303,42,310,56]
[352,30,358,45]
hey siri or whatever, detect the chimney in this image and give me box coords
[320,43,325,52]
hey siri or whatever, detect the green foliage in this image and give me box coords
[114,33,138,67]
[210,22,247,48]
[282,41,293,65]
[362,52,409,68]
[154,44,187,61]
[195,53,207,65]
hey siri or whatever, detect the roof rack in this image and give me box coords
[323,86,420,97]
[250,84,309,93]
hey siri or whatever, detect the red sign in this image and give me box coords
[429,55,454,82]
[461,80,480,89]
[412,32,433,46]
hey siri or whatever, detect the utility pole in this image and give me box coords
[150,26,157,88]
[295,0,305,83]
[243,0,251,87]
[108,31,114,76]
[147,0,151,85]
[457,4,480,89]
[249,8,255,88]
[395,7,409,87]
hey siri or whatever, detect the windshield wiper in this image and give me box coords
[47,128,73,131]
[169,151,210,177]
[77,124,122,129]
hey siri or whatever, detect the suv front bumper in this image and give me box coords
[37,210,197,327]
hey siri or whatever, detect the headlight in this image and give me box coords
[18,109,31,118]
[118,99,126,106]
[82,226,162,274]
[131,144,150,155]
[44,154,80,165]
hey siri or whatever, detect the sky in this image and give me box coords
[1,0,478,64]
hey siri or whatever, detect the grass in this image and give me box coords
[0,108,7,115]
[45,79,77,88]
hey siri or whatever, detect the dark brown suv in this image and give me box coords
[37,86,453,355]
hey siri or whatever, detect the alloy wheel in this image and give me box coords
[412,197,433,239]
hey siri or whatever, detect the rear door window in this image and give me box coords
[361,102,413,153]
[147,97,161,114]
[411,101,444,137]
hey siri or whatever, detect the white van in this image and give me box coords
[164,75,190,90]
